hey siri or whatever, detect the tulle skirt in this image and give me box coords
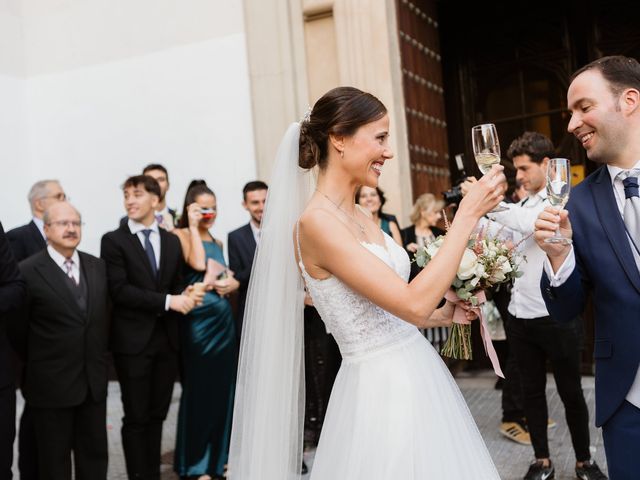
[310,330,500,479]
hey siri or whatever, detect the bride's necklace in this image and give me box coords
[316,188,366,234]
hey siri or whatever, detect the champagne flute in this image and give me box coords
[545,157,572,245]
[472,123,507,212]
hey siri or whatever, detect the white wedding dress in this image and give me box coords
[298,230,500,479]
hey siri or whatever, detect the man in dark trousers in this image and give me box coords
[102,175,201,480]
[536,55,640,480]
[16,202,109,480]
[227,181,267,340]
[0,221,26,479]
[7,179,66,480]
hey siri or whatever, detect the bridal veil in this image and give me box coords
[228,122,314,479]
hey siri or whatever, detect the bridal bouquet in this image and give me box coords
[415,226,524,376]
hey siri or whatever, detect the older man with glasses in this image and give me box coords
[13,202,110,480]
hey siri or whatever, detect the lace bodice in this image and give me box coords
[298,231,418,359]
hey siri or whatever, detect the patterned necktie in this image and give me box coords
[63,258,78,285]
[619,169,640,269]
[142,229,158,276]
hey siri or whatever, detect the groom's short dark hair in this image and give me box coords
[506,132,555,164]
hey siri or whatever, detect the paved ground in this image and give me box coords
[13,371,606,479]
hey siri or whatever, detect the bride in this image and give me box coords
[228,87,505,479]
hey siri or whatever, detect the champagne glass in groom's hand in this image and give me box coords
[544,158,572,245]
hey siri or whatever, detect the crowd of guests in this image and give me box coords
[0,166,272,480]
[0,145,610,480]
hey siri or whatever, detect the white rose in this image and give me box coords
[457,249,478,280]
[499,258,513,275]
[474,263,487,278]
[489,269,506,283]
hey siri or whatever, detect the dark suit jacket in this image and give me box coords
[400,225,445,281]
[101,223,184,355]
[0,222,26,389]
[228,223,257,335]
[7,220,47,262]
[541,166,640,427]
[17,250,109,408]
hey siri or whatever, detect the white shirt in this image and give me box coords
[127,219,171,311]
[543,160,640,408]
[47,245,80,285]
[250,220,261,245]
[487,188,550,319]
[33,217,46,241]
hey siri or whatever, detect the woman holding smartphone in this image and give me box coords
[172,180,239,480]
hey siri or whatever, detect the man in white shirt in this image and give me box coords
[466,132,603,480]
[536,55,640,480]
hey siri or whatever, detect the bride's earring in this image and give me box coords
[340,150,344,159]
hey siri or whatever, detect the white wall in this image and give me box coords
[0,0,257,256]
[0,3,29,230]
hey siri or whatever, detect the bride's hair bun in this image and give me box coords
[298,87,387,171]
[299,123,320,169]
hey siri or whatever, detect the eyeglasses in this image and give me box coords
[44,193,67,201]
[47,220,83,228]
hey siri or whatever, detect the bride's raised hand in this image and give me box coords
[457,165,505,219]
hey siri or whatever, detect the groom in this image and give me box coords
[535,55,640,479]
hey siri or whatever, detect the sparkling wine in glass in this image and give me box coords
[545,157,572,245]
[472,123,507,212]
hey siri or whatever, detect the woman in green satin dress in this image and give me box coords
[173,182,240,480]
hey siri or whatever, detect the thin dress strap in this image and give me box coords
[295,220,305,271]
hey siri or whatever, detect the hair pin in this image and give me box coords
[302,106,312,123]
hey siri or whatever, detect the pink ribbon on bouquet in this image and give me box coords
[444,289,504,378]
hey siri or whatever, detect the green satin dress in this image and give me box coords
[174,241,237,477]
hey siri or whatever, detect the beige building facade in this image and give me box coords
[243,0,426,225]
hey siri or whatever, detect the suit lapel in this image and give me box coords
[158,229,169,286]
[590,168,640,293]
[79,252,96,324]
[34,253,84,319]
[243,223,257,255]
[29,221,47,249]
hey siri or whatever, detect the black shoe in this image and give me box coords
[301,460,308,474]
[523,460,555,480]
[576,460,608,480]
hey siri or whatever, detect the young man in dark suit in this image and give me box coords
[16,202,109,480]
[0,221,25,479]
[6,179,65,480]
[536,55,640,479]
[227,181,267,340]
[119,164,177,231]
[102,175,201,480]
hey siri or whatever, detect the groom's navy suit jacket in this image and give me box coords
[541,166,640,427]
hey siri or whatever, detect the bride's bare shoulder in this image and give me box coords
[297,207,351,245]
